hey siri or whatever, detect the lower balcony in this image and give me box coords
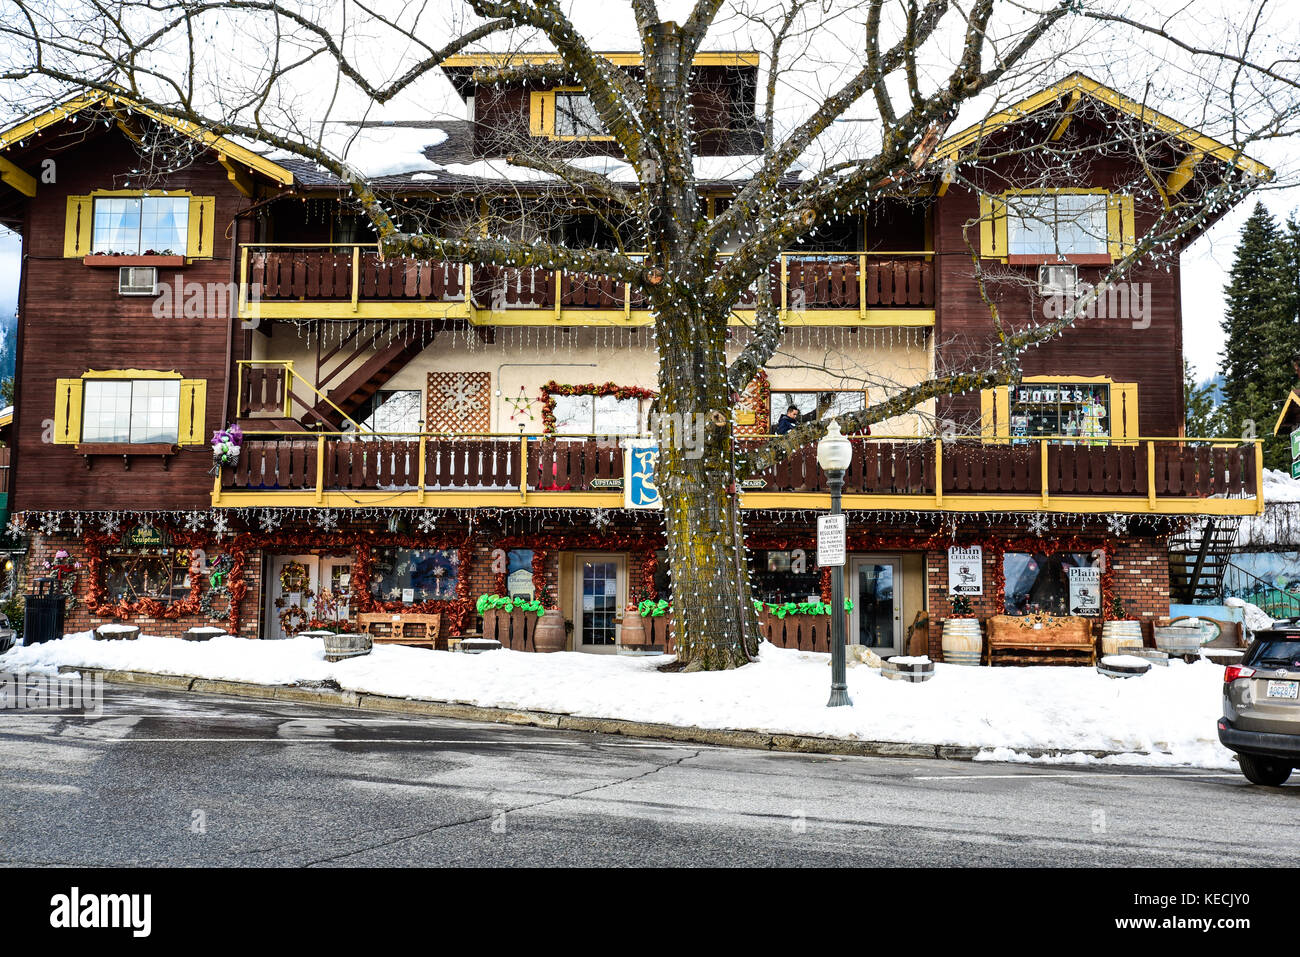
[212,434,1264,516]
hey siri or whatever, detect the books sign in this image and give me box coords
[816,514,847,567]
[947,546,983,595]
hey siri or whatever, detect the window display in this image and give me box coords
[368,548,459,602]
[1009,382,1109,440]
[1003,551,1100,616]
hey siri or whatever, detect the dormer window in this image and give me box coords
[529,88,614,141]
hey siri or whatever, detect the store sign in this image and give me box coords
[625,443,661,509]
[816,514,847,567]
[1067,565,1102,617]
[947,546,983,595]
[125,524,168,549]
[1291,427,1300,480]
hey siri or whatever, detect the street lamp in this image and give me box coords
[817,420,853,708]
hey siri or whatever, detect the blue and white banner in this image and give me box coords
[625,443,661,509]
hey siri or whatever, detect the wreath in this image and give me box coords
[279,561,311,594]
[278,603,310,636]
[200,585,232,621]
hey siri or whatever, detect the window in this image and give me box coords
[506,549,534,599]
[552,393,644,435]
[92,196,189,254]
[103,546,191,605]
[356,390,422,434]
[1009,381,1110,440]
[554,92,605,138]
[1007,192,1107,258]
[750,549,821,604]
[770,391,865,429]
[369,547,458,603]
[82,379,180,444]
[1003,552,1100,617]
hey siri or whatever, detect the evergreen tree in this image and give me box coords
[1218,202,1296,470]
[1184,361,1224,438]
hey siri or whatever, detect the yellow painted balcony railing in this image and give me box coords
[211,432,1264,516]
[236,244,937,327]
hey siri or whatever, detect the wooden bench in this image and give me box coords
[357,612,441,650]
[985,613,1095,666]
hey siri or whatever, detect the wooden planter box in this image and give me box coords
[481,607,541,651]
[758,610,850,653]
[985,614,1095,666]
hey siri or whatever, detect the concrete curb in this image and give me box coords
[59,665,1141,763]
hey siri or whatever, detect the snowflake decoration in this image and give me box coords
[1026,514,1049,537]
[40,512,61,535]
[5,516,26,540]
[438,373,486,422]
[184,511,207,533]
[71,513,84,536]
[591,507,612,531]
[315,509,338,532]
[417,511,439,534]
[211,512,230,540]
[258,510,282,533]
[100,512,121,535]
[1105,514,1129,536]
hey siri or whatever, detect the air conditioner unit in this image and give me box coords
[1037,263,1077,297]
[118,266,158,296]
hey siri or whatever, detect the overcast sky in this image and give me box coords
[0,0,1294,382]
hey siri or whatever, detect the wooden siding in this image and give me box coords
[13,132,244,511]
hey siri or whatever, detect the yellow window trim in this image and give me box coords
[529,88,616,142]
[83,369,183,380]
[980,376,1139,444]
[980,188,1134,261]
[63,189,217,260]
[60,372,207,447]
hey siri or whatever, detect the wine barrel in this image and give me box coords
[534,608,567,653]
[882,656,934,682]
[318,631,374,663]
[941,618,982,666]
[183,626,228,642]
[1097,654,1152,678]
[619,608,646,647]
[94,624,140,641]
[1101,620,1144,656]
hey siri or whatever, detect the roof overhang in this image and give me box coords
[1274,390,1300,437]
[936,73,1272,181]
[440,51,759,69]
[0,90,294,190]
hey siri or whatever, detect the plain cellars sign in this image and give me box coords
[947,546,983,596]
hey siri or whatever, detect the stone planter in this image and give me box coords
[533,609,567,653]
[94,624,140,641]
[316,631,373,663]
[941,618,982,665]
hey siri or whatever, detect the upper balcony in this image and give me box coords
[237,243,936,327]
[211,432,1263,517]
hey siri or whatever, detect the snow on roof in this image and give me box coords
[333,125,450,178]
[1235,468,1300,549]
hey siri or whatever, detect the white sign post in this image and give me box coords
[817,514,847,567]
[947,545,984,596]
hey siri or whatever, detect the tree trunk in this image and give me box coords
[655,303,761,670]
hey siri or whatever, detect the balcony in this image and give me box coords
[212,434,1263,516]
[237,244,936,327]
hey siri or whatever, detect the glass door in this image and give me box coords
[573,553,625,654]
[265,555,320,639]
[849,556,902,656]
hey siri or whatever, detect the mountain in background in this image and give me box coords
[0,310,15,395]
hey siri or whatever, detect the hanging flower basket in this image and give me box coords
[210,424,244,473]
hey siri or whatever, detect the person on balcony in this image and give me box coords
[774,405,801,435]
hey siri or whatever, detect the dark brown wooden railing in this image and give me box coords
[221,435,1259,505]
[247,248,467,301]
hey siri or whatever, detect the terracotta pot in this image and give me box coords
[534,609,567,653]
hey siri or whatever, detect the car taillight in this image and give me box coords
[1224,665,1256,683]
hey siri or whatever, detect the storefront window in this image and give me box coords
[103,544,191,604]
[368,548,458,602]
[1009,382,1109,440]
[506,549,534,599]
[1003,551,1101,617]
[750,549,821,604]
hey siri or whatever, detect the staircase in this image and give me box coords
[1169,516,1244,604]
[312,322,433,429]
[1222,562,1300,620]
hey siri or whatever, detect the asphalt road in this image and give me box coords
[0,682,1295,867]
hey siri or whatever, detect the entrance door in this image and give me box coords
[266,555,320,639]
[320,558,354,628]
[573,553,625,654]
[849,556,902,656]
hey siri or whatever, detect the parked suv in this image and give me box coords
[1219,626,1300,785]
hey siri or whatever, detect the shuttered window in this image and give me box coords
[52,374,206,446]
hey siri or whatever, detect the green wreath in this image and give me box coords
[200,585,231,621]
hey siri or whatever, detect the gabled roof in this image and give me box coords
[0,90,294,186]
[440,51,759,68]
[1273,390,1300,437]
[936,72,1272,180]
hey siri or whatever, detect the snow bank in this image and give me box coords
[1,634,1238,768]
[1223,596,1276,631]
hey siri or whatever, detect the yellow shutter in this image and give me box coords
[186,195,216,258]
[529,91,549,136]
[1107,193,1135,259]
[63,195,93,257]
[53,378,83,444]
[978,194,1007,259]
[1111,382,1138,444]
[979,387,1009,444]
[179,379,207,445]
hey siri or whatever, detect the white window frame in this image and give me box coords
[81,378,181,444]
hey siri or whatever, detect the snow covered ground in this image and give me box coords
[0,633,1239,769]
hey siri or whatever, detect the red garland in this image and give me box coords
[538,380,657,435]
[83,529,207,621]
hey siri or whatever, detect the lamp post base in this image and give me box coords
[827,686,853,708]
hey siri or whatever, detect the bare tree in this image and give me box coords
[1,0,1297,668]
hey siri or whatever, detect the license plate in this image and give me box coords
[1267,680,1299,699]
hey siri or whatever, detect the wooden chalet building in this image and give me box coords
[0,57,1269,658]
